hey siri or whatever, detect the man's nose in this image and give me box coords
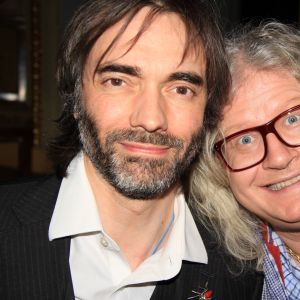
[262,133,299,170]
[129,87,168,132]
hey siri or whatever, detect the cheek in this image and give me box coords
[87,96,132,129]
[169,105,205,138]
[228,171,256,210]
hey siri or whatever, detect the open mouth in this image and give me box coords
[267,174,300,191]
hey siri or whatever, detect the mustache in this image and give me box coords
[105,129,184,149]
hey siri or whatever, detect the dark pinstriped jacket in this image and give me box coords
[0,175,264,300]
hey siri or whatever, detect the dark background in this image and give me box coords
[62,0,300,31]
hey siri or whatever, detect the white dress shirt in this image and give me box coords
[49,153,207,300]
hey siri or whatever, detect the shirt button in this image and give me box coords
[100,236,109,248]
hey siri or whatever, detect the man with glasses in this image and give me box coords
[215,104,300,172]
[194,21,300,300]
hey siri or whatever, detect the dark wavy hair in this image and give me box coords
[49,0,230,176]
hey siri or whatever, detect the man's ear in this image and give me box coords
[74,112,79,119]
[73,102,81,120]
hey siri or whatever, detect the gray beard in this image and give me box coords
[77,108,202,200]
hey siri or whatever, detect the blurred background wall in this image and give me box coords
[0,0,299,181]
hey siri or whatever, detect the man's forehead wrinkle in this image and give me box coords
[93,7,197,73]
[125,7,161,52]
[87,8,141,79]
[181,44,205,63]
[88,8,204,83]
[178,25,205,68]
[92,7,161,71]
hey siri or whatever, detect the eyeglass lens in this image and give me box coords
[221,106,300,170]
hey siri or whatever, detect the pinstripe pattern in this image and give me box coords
[0,175,263,300]
[0,176,74,300]
[151,236,264,300]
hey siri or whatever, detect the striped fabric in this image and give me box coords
[0,175,264,300]
[262,241,287,300]
[262,226,300,300]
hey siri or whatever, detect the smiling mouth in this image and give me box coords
[120,142,171,155]
[267,174,300,191]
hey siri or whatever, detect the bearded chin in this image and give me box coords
[77,109,202,200]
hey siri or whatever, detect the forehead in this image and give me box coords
[221,68,300,134]
[84,7,205,73]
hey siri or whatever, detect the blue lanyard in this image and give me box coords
[151,212,175,255]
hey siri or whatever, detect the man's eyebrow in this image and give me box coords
[96,64,141,77]
[167,72,204,86]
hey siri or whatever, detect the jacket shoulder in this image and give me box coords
[0,175,62,232]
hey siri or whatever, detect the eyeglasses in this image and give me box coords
[214,104,300,172]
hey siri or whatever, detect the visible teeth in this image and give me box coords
[268,175,300,191]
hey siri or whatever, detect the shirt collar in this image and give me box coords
[165,193,207,263]
[49,153,207,265]
[49,153,102,240]
[119,195,207,286]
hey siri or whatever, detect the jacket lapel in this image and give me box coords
[10,175,75,299]
[151,215,264,300]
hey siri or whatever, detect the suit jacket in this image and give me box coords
[0,175,264,300]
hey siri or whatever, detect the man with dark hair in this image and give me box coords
[0,0,263,299]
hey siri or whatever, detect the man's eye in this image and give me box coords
[286,114,300,125]
[238,135,253,145]
[175,86,194,96]
[103,78,124,86]
[110,78,123,86]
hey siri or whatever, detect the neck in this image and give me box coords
[277,230,300,263]
[84,155,178,270]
